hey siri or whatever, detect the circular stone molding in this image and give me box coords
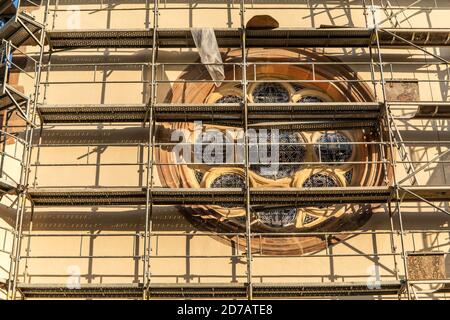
[156,48,390,255]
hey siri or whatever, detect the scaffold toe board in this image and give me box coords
[247,102,381,120]
[38,102,383,124]
[0,13,43,48]
[47,29,154,49]
[252,281,404,297]
[155,102,382,122]
[248,120,378,130]
[413,102,450,118]
[27,186,450,207]
[15,281,404,299]
[38,104,148,123]
[47,28,450,49]
[28,186,392,207]
[16,283,144,299]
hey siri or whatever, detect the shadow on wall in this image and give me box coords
[399,122,450,186]
[36,127,149,145]
[365,204,450,232]
[0,204,197,232]
[38,0,442,30]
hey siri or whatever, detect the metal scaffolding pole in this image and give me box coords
[4,1,450,300]
[240,0,253,301]
[142,0,159,300]
[370,0,411,300]
[6,0,50,300]
[368,37,400,281]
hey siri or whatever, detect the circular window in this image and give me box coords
[211,173,245,189]
[159,48,386,255]
[315,132,352,163]
[257,207,297,227]
[216,95,243,104]
[250,130,306,179]
[211,173,245,208]
[303,173,338,188]
[252,82,290,103]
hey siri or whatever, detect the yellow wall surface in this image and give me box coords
[1,1,450,299]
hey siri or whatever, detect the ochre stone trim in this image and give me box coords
[156,48,389,255]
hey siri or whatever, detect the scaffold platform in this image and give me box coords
[38,102,382,125]
[47,28,450,49]
[26,186,450,207]
[14,281,406,299]
[2,0,450,301]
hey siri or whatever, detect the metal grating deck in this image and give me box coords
[413,102,450,118]
[17,283,145,299]
[47,28,450,49]
[38,102,382,124]
[27,186,450,207]
[15,281,404,299]
[38,104,148,123]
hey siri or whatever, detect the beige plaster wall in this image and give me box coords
[0,1,449,299]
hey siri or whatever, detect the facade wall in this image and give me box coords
[1,1,450,299]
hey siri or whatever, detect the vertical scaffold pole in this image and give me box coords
[8,0,50,300]
[369,1,411,300]
[368,43,400,280]
[240,0,253,300]
[143,0,159,300]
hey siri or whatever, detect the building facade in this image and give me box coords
[0,0,449,299]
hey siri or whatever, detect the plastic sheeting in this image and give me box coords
[191,28,225,87]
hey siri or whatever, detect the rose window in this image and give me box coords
[210,173,245,208]
[250,130,306,179]
[315,132,352,163]
[211,173,245,189]
[303,173,339,188]
[158,48,387,254]
[194,133,230,164]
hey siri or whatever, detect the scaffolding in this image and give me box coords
[0,0,47,300]
[1,0,450,300]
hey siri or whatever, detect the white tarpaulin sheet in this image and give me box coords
[191,28,225,86]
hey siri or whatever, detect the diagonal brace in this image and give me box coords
[380,29,449,65]
[399,186,450,216]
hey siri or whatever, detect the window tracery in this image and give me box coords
[257,207,297,227]
[315,132,353,163]
[252,82,291,103]
[157,51,386,253]
[250,130,306,179]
